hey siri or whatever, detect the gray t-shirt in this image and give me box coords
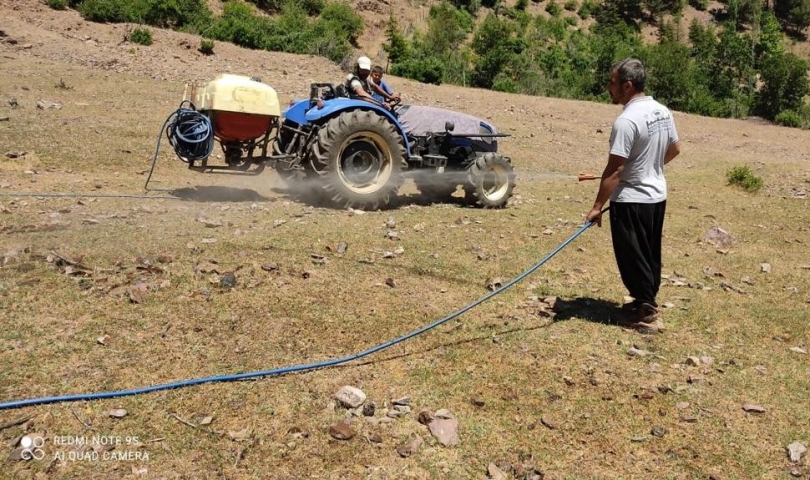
[609,96,679,203]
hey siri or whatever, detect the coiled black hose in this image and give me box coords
[165,101,215,164]
[144,101,215,191]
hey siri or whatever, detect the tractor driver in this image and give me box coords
[345,56,391,111]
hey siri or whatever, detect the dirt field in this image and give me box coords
[1,1,810,479]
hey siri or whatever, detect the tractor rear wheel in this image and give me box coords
[464,153,515,208]
[310,110,406,210]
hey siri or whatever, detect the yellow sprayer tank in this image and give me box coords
[188,74,281,142]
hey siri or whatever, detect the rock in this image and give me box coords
[540,416,556,430]
[435,409,455,419]
[741,404,766,413]
[685,356,701,366]
[789,347,807,354]
[487,463,509,480]
[335,386,366,408]
[651,426,667,437]
[336,242,348,254]
[704,226,735,248]
[760,263,771,273]
[396,435,422,457]
[219,273,237,289]
[362,402,376,417]
[787,442,806,463]
[687,375,704,384]
[627,347,650,357]
[486,277,505,291]
[417,409,435,425]
[36,100,62,110]
[328,420,355,440]
[428,418,459,447]
[392,396,411,406]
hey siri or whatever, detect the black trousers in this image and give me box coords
[609,201,666,307]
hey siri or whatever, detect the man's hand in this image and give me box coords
[586,206,603,227]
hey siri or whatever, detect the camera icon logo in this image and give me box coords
[20,435,46,461]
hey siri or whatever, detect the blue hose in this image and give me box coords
[0,219,598,410]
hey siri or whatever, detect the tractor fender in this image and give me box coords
[283,98,412,155]
[282,99,310,126]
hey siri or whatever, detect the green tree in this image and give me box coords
[755,10,785,65]
[774,0,810,31]
[318,2,363,44]
[382,15,408,65]
[423,2,473,55]
[643,40,696,111]
[756,51,809,119]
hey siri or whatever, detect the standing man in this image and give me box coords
[586,58,681,334]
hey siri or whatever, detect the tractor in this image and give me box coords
[173,74,516,210]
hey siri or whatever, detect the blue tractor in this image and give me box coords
[166,75,515,210]
[272,82,516,210]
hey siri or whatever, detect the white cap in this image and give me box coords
[357,56,371,70]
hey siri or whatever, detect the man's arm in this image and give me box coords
[371,83,398,102]
[353,84,390,109]
[586,154,626,227]
[664,141,680,165]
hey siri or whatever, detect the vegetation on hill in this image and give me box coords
[64,0,363,62]
[56,0,810,126]
[383,0,810,126]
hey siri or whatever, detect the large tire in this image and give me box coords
[464,153,516,208]
[310,110,406,210]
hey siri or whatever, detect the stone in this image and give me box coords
[335,386,366,408]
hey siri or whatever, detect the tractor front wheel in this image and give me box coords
[311,110,406,210]
[464,153,516,208]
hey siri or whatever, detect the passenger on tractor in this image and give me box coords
[344,56,392,111]
[370,65,400,105]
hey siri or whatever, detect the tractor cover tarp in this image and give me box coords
[397,105,496,138]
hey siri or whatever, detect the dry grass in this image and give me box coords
[1,50,810,480]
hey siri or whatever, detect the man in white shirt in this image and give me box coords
[344,56,390,110]
[586,58,681,334]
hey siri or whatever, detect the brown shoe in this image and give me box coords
[612,303,665,334]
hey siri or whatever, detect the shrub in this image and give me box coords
[774,109,803,128]
[318,2,363,44]
[726,166,763,192]
[391,57,445,85]
[689,0,709,10]
[564,0,577,11]
[79,0,137,23]
[577,0,595,18]
[47,0,68,10]
[199,38,215,55]
[546,0,561,16]
[129,27,153,45]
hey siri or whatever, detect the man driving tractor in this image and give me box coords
[344,56,394,110]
